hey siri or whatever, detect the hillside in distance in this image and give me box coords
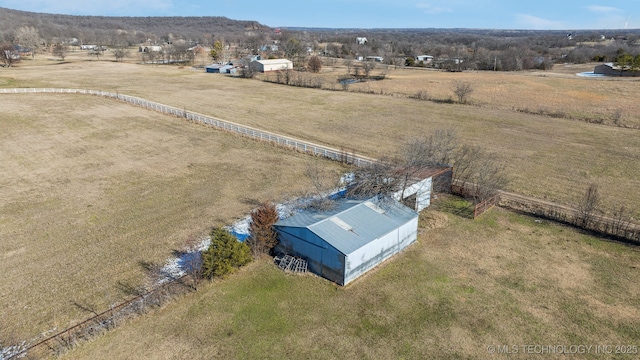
[0,7,270,44]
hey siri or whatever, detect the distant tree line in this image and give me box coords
[2,6,640,72]
[0,7,266,47]
[287,28,640,71]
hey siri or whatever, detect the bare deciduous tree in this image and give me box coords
[453,144,508,202]
[113,45,130,62]
[182,235,204,290]
[346,158,397,199]
[401,129,457,167]
[343,57,353,75]
[609,205,631,237]
[52,43,68,60]
[452,80,473,104]
[348,129,506,204]
[247,202,280,257]
[279,32,304,65]
[362,58,376,78]
[0,42,19,67]
[90,45,103,60]
[13,26,42,59]
[243,33,265,55]
[576,183,600,228]
[167,42,192,64]
[240,62,257,78]
[307,55,322,73]
[304,162,338,193]
[303,162,339,211]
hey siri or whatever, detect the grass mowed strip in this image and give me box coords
[0,93,344,341]
[64,205,640,359]
[4,59,639,216]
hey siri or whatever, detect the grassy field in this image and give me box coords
[346,64,640,128]
[3,55,639,218]
[0,93,345,341]
[1,54,639,352]
[64,204,640,359]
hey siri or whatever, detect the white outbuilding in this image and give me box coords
[249,59,293,72]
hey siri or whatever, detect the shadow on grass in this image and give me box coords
[431,195,475,219]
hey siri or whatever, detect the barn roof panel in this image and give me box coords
[275,197,417,255]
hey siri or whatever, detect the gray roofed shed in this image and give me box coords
[274,196,418,285]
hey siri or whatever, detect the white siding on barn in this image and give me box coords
[250,59,293,72]
[393,177,432,212]
[343,217,418,285]
[275,196,419,286]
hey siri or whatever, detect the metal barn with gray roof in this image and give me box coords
[274,196,419,285]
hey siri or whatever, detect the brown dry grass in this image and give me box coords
[0,93,345,341]
[5,55,638,216]
[63,206,640,359]
[347,64,640,127]
[2,54,639,345]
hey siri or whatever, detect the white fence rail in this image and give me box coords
[1,88,375,167]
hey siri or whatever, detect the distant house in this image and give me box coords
[188,45,204,54]
[13,45,31,58]
[274,196,419,286]
[416,55,433,63]
[366,56,384,63]
[260,44,279,52]
[246,54,261,62]
[356,37,368,45]
[250,58,293,72]
[139,45,162,53]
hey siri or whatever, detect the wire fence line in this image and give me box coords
[5,275,194,359]
[3,87,640,358]
[4,87,638,237]
[0,87,376,167]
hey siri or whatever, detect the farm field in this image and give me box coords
[3,56,640,217]
[0,93,345,342]
[346,63,640,127]
[2,55,640,353]
[64,205,640,359]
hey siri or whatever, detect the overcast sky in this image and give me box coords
[1,0,638,30]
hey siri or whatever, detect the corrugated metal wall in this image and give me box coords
[343,217,418,285]
[275,227,346,285]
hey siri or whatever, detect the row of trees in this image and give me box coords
[503,183,639,244]
[616,53,640,71]
[0,7,263,49]
[4,6,640,71]
[348,129,508,204]
[309,28,640,71]
[6,22,639,73]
